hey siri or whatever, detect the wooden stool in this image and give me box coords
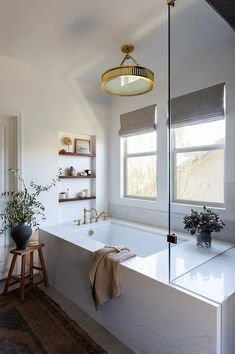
[3,243,49,301]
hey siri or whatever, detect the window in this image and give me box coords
[123,131,157,199]
[172,119,225,205]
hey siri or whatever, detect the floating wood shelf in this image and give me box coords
[59,196,96,203]
[59,175,96,179]
[59,151,96,157]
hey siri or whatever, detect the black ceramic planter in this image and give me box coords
[11,224,32,250]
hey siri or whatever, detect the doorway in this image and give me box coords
[0,115,18,279]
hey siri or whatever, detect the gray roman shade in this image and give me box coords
[171,83,225,127]
[119,104,156,137]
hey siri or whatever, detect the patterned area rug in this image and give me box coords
[0,287,107,354]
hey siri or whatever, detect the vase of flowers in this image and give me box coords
[1,169,59,250]
[183,205,225,248]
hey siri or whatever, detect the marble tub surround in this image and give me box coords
[40,219,235,353]
[222,291,235,354]
[41,218,233,288]
[172,245,235,303]
[40,229,221,354]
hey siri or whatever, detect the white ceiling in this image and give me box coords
[0,0,233,83]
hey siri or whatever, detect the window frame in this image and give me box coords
[122,132,157,201]
[172,121,225,208]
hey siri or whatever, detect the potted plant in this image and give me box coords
[183,205,225,247]
[0,169,59,250]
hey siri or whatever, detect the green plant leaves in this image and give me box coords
[183,205,225,235]
[0,169,60,232]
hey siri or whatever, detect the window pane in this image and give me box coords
[174,120,225,148]
[126,131,156,154]
[175,150,224,203]
[126,155,156,198]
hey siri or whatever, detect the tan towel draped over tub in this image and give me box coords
[89,246,136,310]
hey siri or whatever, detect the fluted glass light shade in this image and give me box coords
[101,44,155,96]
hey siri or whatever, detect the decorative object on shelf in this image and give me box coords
[63,137,73,152]
[58,134,96,204]
[78,190,86,198]
[183,205,225,248]
[101,44,155,96]
[59,149,66,153]
[75,139,91,154]
[67,166,76,176]
[59,192,66,199]
[83,189,90,197]
[65,188,70,199]
[0,169,59,250]
[84,169,92,175]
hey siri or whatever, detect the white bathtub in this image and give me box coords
[69,219,186,257]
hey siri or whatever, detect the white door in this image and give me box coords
[0,116,17,279]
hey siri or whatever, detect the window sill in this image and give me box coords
[119,196,159,210]
[123,196,157,202]
[171,201,226,215]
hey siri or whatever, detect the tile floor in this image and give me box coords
[0,280,134,354]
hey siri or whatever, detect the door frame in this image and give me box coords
[0,108,23,178]
[0,108,23,279]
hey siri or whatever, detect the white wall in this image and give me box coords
[0,55,110,226]
[109,34,235,243]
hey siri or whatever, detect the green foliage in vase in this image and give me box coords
[0,169,61,232]
[183,205,225,235]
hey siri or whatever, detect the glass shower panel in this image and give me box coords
[168,0,235,301]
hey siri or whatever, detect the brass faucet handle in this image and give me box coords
[103,212,108,220]
[95,210,108,222]
[83,207,88,224]
[102,210,109,220]
[73,219,81,226]
[89,215,95,223]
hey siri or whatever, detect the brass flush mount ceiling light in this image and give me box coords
[101,44,155,96]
